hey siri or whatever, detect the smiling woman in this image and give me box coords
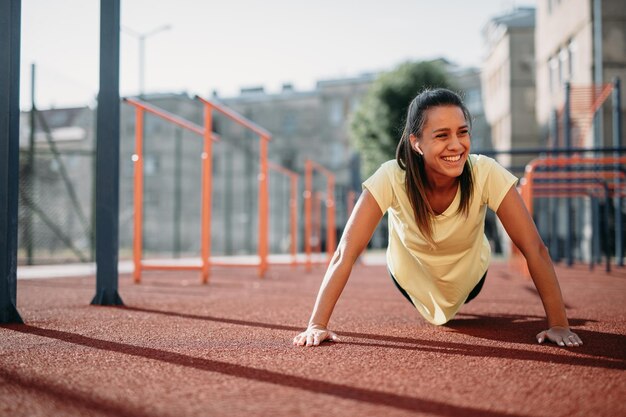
[293,88,583,349]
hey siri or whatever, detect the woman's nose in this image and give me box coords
[448,135,464,149]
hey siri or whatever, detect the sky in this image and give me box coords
[20,0,535,110]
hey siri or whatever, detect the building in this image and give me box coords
[219,75,376,249]
[534,0,626,263]
[18,63,493,264]
[535,0,626,148]
[481,7,538,172]
[446,64,493,152]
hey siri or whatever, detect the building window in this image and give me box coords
[329,99,343,126]
[559,47,569,82]
[549,56,559,92]
[568,39,577,80]
[144,154,159,176]
[282,111,297,135]
[465,88,481,114]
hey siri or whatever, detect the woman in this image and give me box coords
[293,88,582,348]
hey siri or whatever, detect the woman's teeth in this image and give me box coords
[443,155,461,162]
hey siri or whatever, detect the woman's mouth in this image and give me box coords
[442,154,462,162]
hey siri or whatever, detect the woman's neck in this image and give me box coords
[425,174,459,193]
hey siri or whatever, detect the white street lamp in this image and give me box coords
[122,24,171,96]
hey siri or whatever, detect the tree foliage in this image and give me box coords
[350,60,455,178]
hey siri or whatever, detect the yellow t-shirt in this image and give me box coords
[362,154,518,325]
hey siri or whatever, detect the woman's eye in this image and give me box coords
[436,134,447,138]
[459,130,469,136]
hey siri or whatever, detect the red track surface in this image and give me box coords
[1,261,625,417]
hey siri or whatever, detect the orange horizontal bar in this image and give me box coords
[268,161,298,178]
[308,159,334,177]
[526,156,626,174]
[533,179,624,189]
[209,262,260,268]
[140,264,203,271]
[531,171,626,181]
[124,97,210,137]
[534,191,626,198]
[195,95,272,139]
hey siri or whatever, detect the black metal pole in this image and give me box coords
[592,197,600,267]
[603,182,611,273]
[92,0,123,305]
[549,109,560,260]
[26,63,36,265]
[613,77,623,267]
[0,0,24,324]
[173,128,182,258]
[225,147,233,255]
[564,82,574,266]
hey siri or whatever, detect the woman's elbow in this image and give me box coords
[521,239,551,261]
[331,242,361,267]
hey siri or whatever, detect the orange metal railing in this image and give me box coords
[124,98,220,284]
[125,97,283,283]
[195,95,272,280]
[125,97,339,282]
[304,159,336,271]
[512,155,626,274]
[519,155,626,217]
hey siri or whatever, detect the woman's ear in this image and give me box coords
[409,134,424,156]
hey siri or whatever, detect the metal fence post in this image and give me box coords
[613,77,623,266]
[564,82,574,266]
[92,0,123,305]
[0,0,24,323]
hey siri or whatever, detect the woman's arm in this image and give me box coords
[496,185,582,347]
[293,190,384,347]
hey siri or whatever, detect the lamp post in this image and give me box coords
[122,24,171,96]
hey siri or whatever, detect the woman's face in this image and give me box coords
[411,105,470,185]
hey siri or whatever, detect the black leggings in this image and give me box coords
[389,270,487,306]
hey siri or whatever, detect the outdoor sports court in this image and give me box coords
[2,3,625,416]
[1,259,624,417]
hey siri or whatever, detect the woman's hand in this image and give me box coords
[293,325,340,347]
[536,326,583,347]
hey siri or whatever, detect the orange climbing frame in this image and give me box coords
[124,98,220,284]
[195,95,271,281]
[519,155,626,217]
[304,159,336,270]
[126,97,279,283]
[512,155,626,274]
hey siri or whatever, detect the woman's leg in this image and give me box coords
[464,271,487,304]
[388,269,415,306]
[389,270,487,306]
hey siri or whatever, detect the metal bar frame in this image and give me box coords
[124,98,220,283]
[195,95,272,279]
[516,155,626,271]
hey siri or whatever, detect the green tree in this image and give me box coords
[350,60,455,178]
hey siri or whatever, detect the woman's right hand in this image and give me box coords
[293,325,340,347]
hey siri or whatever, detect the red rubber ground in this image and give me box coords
[1,260,625,417]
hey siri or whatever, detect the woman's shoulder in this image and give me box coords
[382,159,405,181]
[380,159,402,170]
[372,159,403,178]
[470,153,509,177]
[469,153,498,169]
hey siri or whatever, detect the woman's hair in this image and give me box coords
[395,88,474,247]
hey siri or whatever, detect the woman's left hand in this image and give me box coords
[536,326,583,347]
